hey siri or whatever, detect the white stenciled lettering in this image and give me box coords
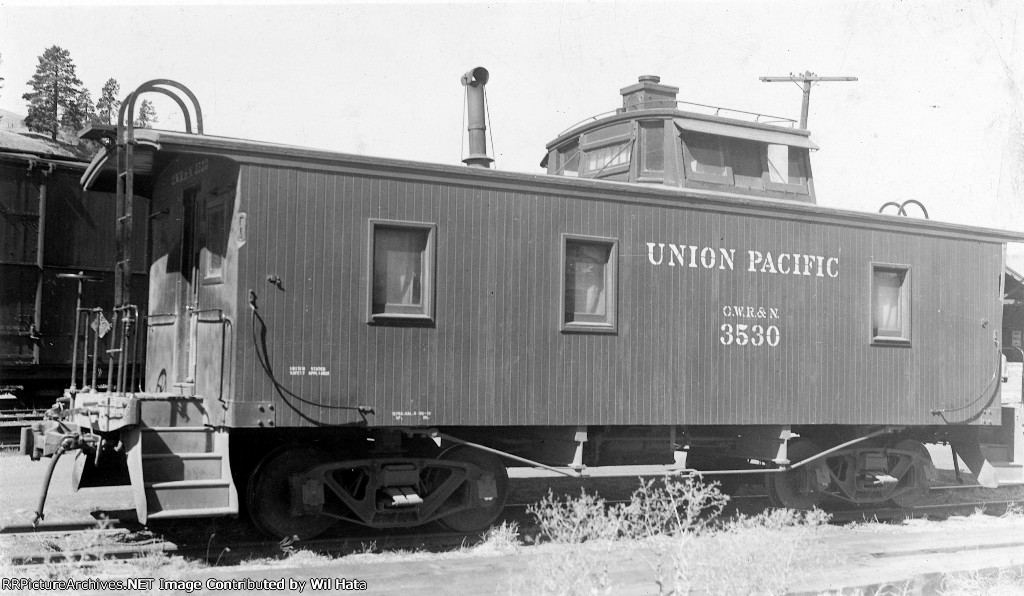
[647,243,665,265]
[720,323,781,348]
[700,247,716,269]
[747,250,763,272]
[669,244,688,267]
[826,257,840,278]
[719,248,735,270]
[722,305,780,320]
[750,325,764,346]
[646,242,839,279]
[777,253,790,274]
[802,254,815,276]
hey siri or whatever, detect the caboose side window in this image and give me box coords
[871,264,911,345]
[582,142,632,175]
[580,122,633,178]
[367,220,436,322]
[681,131,731,184]
[727,138,764,190]
[639,121,665,177]
[203,199,228,284]
[766,144,809,193]
[561,235,617,333]
[557,141,580,177]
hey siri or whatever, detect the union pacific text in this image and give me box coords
[646,243,839,278]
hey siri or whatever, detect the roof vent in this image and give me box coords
[461,66,493,168]
[620,75,678,111]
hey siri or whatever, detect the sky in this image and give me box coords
[1,0,1022,261]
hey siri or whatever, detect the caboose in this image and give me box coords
[23,71,1024,538]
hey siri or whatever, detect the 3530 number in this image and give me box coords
[720,323,780,347]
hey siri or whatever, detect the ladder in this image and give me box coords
[106,80,205,394]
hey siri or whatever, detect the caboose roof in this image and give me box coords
[119,127,1024,245]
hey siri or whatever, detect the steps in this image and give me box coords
[991,462,1024,485]
[126,425,238,523]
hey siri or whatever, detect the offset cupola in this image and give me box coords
[542,75,818,204]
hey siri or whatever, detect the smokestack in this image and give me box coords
[461,67,493,168]
[620,75,678,111]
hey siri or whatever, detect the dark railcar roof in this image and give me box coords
[127,128,1024,246]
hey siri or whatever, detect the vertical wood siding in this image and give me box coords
[232,163,1002,428]
[2,160,148,368]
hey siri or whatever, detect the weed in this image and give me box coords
[940,566,1024,595]
[528,474,729,544]
[476,520,521,554]
[663,508,831,595]
[1001,501,1023,519]
[523,475,830,595]
[617,475,729,539]
[528,489,622,544]
[356,540,377,554]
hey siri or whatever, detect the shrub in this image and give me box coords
[528,474,729,545]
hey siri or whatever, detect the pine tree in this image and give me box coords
[133,99,157,129]
[22,46,85,141]
[96,78,121,125]
[64,88,95,131]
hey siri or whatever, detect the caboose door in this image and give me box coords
[148,156,236,408]
[186,179,233,405]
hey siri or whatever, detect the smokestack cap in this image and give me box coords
[461,67,489,87]
[620,74,678,111]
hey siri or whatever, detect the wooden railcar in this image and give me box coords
[0,139,148,408]
[22,73,1024,537]
[1005,267,1023,363]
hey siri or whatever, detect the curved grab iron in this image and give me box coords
[878,199,929,219]
[117,79,204,137]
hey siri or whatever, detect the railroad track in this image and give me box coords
[2,524,492,566]
[4,489,1022,567]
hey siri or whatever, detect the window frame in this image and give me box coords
[366,219,437,324]
[764,144,810,195]
[555,140,581,177]
[560,233,618,334]
[637,119,666,182]
[723,136,765,191]
[580,137,633,178]
[680,130,734,185]
[201,198,228,285]
[579,122,634,178]
[869,262,912,346]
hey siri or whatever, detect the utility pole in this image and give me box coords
[759,71,857,129]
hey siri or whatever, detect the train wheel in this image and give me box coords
[247,445,335,540]
[437,446,509,532]
[887,439,932,508]
[765,440,826,510]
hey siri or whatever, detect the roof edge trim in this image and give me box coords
[675,119,820,150]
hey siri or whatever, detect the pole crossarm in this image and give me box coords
[760,75,858,82]
[760,71,858,129]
